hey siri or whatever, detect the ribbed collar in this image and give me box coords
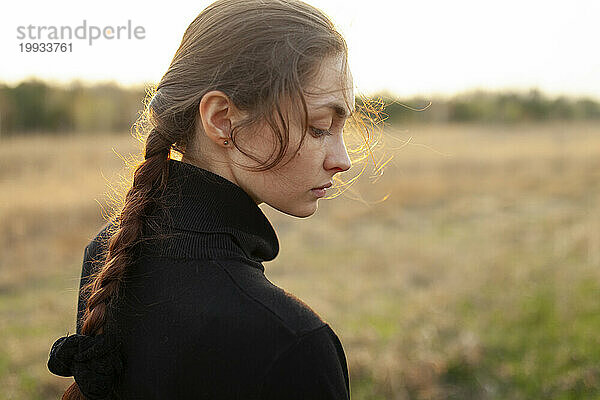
[149,159,279,265]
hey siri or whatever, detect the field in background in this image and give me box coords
[1,122,599,399]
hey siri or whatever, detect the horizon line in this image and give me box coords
[1,76,599,103]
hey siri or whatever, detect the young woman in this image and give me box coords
[48,0,362,398]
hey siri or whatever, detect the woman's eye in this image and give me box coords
[310,127,332,137]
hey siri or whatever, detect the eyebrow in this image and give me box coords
[318,102,355,118]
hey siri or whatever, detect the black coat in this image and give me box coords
[74,159,351,399]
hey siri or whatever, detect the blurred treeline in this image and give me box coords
[0,79,146,137]
[1,79,600,136]
[372,88,600,125]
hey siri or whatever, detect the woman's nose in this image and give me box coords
[324,134,351,173]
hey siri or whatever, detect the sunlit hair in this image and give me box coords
[64,0,385,398]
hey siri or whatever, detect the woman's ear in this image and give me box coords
[198,91,240,147]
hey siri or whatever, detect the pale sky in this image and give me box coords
[2,0,599,100]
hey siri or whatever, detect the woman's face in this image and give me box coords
[231,55,354,218]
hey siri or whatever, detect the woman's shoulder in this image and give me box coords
[212,256,328,336]
[81,222,326,337]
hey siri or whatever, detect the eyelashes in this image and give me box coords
[310,127,332,137]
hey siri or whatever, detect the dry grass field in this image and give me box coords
[1,121,599,399]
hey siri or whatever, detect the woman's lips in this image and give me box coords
[311,181,332,198]
[312,181,332,190]
[311,188,327,198]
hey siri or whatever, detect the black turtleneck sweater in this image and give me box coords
[75,159,351,399]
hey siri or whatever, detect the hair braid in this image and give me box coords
[63,129,173,399]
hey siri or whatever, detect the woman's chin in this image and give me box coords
[271,200,318,218]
